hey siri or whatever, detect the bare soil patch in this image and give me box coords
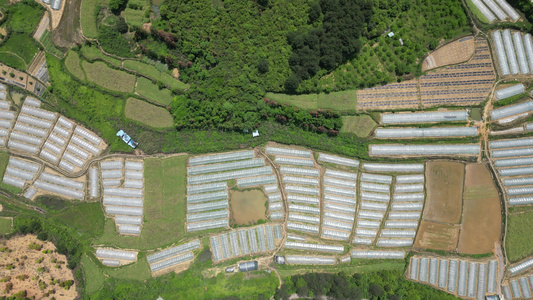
[414,220,460,251]
[0,235,77,299]
[423,161,464,224]
[52,0,84,48]
[457,163,501,254]
[230,189,267,225]
[422,36,475,71]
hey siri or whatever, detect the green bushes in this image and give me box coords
[98,26,136,58]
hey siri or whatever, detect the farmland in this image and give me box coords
[0,217,12,234]
[414,220,460,251]
[0,34,39,70]
[457,163,501,254]
[80,0,103,38]
[64,50,85,80]
[506,211,533,263]
[82,60,136,93]
[423,161,464,224]
[135,77,175,106]
[340,115,377,137]
[80,45,122,67]
[123,60,188,90]
[264,90,358,112]
[124,97,174,128]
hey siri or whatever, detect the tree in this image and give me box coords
[284,74,301,93]
[257,58,269,73]
[369,283,385,297]
[108,0,127,15]
[116,16,128,33]
[308,2,321,23]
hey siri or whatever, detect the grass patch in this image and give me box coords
[80,45,122,67]
[0,34,39,70]
[105,257,151,280]
[470,108,481,121]
[125,98,174,128]
[276,259,405,278]
[80,0,102,38]
[340,115,377,137]
[494,94,527,108]
[64,50,86,81]
[81,254,105,295]
[39,30,64,58]
[135,77,175,106]
[506,211,533,263]
[3,1,44,35]
[465,0,490,24]
[0,218,12,234]
[37,196,68,211]
[54,202,105,237]
[0,52,25,70]
[124,8,146,27]
[94,155,188,250]
[265,90,357,112]
[123,60,188,90]
[82,60,136,93]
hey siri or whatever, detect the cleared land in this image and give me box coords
[230,189,267,225]
[413,220,460,251]
[94,155,187,250]
[340,115,376,137]
[264,90,357,112]
[135,77,175,106]
[422,36,475,71]
[0,235,77,299]
[123,60,188,90]
[506,211,533,263]
[124,98,174,128]
[424,161,464,224]
[82,60,136,93]
[64,50,85,80]
[457,163,501,254]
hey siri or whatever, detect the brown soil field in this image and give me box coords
[457,163,501,254]
[230,189,267,225]
[0,235,77,299]
[423,161,464,224]
[414,220,460,251]
[52,0,84,48]
[422,36,475,71]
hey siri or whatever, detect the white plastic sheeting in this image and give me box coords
[472,0,496,22]
[187,182,227,194]
[524,34,533,72]
[115,216,142,225]
[266,147,311,158]
[284,241,344,253]
[8,140,39,154]
[96,249,136,261]
[353,250,405,259]
[74,126,102,145]
[513,32,530,74]
[283,176,318,186]
[509,257,533,275]
[364,163,425,173]
[396,174,425,184]
[285,185,319,196]
[188,158,264,175]
[370,144,480,156]
[289,213,320,224]
[21,105,56,120]
[381,111,468,124]
[187,219,228,232]
[147,240,201,264]
[105,205,143,216]
[188,166,272,185]
[40,172,83,190]
[275,156,314,167]
[317,153,359,167]
[503,29,520,75]
[375,127,477,139]
[493,30,511,76]
[482,0,507,20]
[287,194,319,205]
[324,169,356,181]
[285,255,335,265]
[187,200,228,213]
[150,252,194,272]
[118,225,141,235]
[495,0,520,21]
[186,210,228,223]
[34,180,84,200]
[287,222,319,234]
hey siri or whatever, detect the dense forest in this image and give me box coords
[274,271,459,300]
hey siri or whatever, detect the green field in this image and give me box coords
[82,60,136,93]
[123,60,189,90]
[0,52,26,70]
[80,0,102,38]
[80,45,122,67]
[340,115,377,137]
[105,257,151,281]
[125,98,174,128]
[81,255,105,294]
[54,203,104,237]
[135,77,175,106]
[39,30,64,58]
[506,211,533,263]
[65,51,86,80]
[0,34,39,70]
[94,155,187,250]
[265,90,357,112]
[0,217,12,234]
[277,259,405,278]
[465,0,490,24]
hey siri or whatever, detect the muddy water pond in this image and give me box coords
[230,189,267,225]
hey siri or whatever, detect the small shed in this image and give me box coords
[239,261,258,272]
[274,255,285,265]
[225,267,235,273]
[387,32,395,38]
[252,130,259,137]
[485,295,502,300]
[399,38,404,46]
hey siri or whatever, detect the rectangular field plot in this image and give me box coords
[414,220,460,251]
[356,79,420,111]
[457,163,501,255]
[423,161,464,224]
[419,38,495,108]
